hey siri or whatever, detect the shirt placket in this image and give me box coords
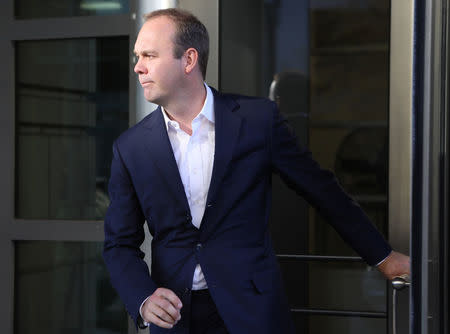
[188,119,205,229]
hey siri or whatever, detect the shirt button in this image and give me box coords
[196,243,202,250]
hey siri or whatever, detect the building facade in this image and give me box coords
[0,1,447,333]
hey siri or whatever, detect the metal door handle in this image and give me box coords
[392,274,410,334]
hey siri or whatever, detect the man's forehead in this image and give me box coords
[135,17,175,46]
[141,16,176,34]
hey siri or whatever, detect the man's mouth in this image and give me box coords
[141,82,152,87]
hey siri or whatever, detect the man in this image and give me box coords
[103,8,410,334]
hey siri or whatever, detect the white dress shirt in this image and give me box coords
[140,84,214,323]
[161,83,214,290]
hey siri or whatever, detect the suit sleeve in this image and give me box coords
[103,141,157,326]
[269,102,392,265]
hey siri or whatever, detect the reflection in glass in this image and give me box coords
[279,259,386,312]
[220,0,389,255]
[15,0,129,19]
[220,1,390,333]
[15,37,129,220]
[14,241,127,334]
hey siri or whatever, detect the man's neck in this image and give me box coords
[163,81,207,131]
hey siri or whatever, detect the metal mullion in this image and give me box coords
[277,254,363,262]
[10,220,104,241]
[0,1,16,332]
[291,308,386,319]
[8,14,130,40]
[0,28,15,227]
[426,1,449,333]
[436,3,449,334]
[442,3,449,333]
[0,241,14,334]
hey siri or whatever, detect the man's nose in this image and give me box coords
[134,58,147,75]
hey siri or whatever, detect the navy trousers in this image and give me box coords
[189,290,229,334]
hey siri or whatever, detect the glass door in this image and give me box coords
[219,1,413,333]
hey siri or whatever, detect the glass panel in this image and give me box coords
[291,313,386,334]
[220,1,390,330]
[279,259,386,312]
[15,37,129,220]
[220,0,389,256]
[14,241,127,334]
[15,0,129,19]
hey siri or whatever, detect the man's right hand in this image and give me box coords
[141,287,183,329]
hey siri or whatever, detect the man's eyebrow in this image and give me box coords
[134,49,157,56]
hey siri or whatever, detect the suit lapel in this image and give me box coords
[139,90,242,224]
[141,107,190,212]
[205,88,241,209]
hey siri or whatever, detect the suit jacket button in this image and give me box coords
[196,243,202,250]
[186,213,192,222]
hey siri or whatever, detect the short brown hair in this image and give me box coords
[144,8,209,79]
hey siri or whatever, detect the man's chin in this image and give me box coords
[144,93,160,104]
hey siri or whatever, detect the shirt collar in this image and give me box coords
[161,83,215,131]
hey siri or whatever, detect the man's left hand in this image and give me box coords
[377,250,411,280]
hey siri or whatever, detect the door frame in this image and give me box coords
[413,0,450,333]
[389,1,415,333]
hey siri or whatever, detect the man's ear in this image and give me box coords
[183,48,199,75]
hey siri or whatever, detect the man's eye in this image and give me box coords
[133,54,155,63]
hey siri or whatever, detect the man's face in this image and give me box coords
[134,16,184,105]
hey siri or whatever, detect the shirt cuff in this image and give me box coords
[374,250,392,267]
[139,295,151,327]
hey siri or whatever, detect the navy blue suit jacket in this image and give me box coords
[103,87,392,333]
